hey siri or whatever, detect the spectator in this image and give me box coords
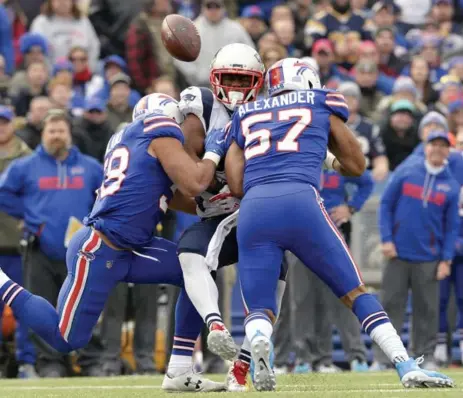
[93,55,141,108]
[304,0,372,51]
[9,33,48,98]
[30,0,100,71]
[338,81,389,181]
[409,55,439,106]
[239,6,267,46]
[447,56,463,83]
[369,2,408,49]
[148,75,179,99]
[5,0,28,69]
[0,55,11,103]
[68,46,104,101]
[394,0,432,31]
[289,0,314,37]
[0,110,103,377]
[257,31,279,53]
[260,44,288,71]
[272,19,302,58]
[373,76,427,123]
[311,39,348,86]
[376,130,460,370]
[430,0,461,36]
[88,0,145,58]
[374,27,407,77]
[353,60,385,119]
[0,105,37,379]
[73,98,114,162]
[447,99,463,134]
[47,75,73,114]
[174,0,254,87]
[0,3,14,75]
[106,73,133,132]
[434,127,463,366]
[126,0,177,94]
[16,96,52,149]
[432,76,463,115]
[412,36,447,84]
[13,60,48,117]
[380,99,420,170]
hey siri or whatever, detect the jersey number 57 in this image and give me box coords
[242,109,312,160]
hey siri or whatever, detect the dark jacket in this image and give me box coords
[16,121,41,149]
[73,117,114,162]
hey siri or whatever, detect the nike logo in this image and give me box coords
[258,358,269,371]
[216,139,225,144]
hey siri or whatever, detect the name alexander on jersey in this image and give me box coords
[238,91,316,117]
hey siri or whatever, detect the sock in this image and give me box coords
[0,280,71,353]
[238,338,251,366]
[352,294,408,364]
[244,311,273,341]
[437,332,447,345]
[179,253,223,327]
[168,336,196,376]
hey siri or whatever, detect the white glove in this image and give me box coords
[323,151,336,170]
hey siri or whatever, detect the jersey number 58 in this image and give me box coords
[241,109,312,160]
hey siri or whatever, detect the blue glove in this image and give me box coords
[204,128,230,159]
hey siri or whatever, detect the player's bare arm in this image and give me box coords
[149,137,217,197]
[182,114,205,160]
[328,114,366,177]
[225,141,245,198]
[169,190,197,215]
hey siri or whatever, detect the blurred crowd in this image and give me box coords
[0,0,463,379]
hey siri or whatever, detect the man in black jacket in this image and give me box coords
[16,96,51,149]
[72,98,114,162]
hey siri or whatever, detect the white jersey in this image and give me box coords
[179,86,240,218]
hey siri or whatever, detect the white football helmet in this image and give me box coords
[210,43,265,110]
[132,93,184,124]
[265,57,322,98]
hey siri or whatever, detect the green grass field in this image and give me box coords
[1,371,463,398]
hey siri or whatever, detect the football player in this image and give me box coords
[172,42,287,391]
[0,94,228,392]
[224,58,454,391]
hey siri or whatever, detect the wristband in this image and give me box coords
[324,151,336,170]
[203,151,221,166]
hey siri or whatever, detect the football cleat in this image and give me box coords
[250,332,276,392]
[207,322,238,361]
[396,357,454,388]
[226,359,250,392]
[351,359,369,372]
[162,372,226,392]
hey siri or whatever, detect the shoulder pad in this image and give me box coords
[178,86,214,133]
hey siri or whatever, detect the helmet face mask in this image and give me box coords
[209,43,265,110]
[132,93,184,124]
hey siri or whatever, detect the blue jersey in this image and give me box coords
[84,115,184,249]
[231,89,349,193]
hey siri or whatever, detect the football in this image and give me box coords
[161,14,201,62]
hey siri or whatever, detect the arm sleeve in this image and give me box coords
[378,168,406,243]
[0,7,14,75]
[442,189,461,261]
[143,115,184,144]
[231,111,245,149]
[345,171,374,211]
[322,90,349,122]
[0,161,25,218]
[178,87,214,133]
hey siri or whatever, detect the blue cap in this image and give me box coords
[0,106,13,121]
[241,5,264,19]
[19,33,48,55]
[427,130,451,145]
[85,97,106,112]
[53,59,74,76]
[103,55,127,73]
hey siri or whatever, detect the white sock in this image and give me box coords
[369,322,409,364]
[167,354,193,377]
[0,268,10,289]
[245,318,273,341]
[179,253,222,326]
